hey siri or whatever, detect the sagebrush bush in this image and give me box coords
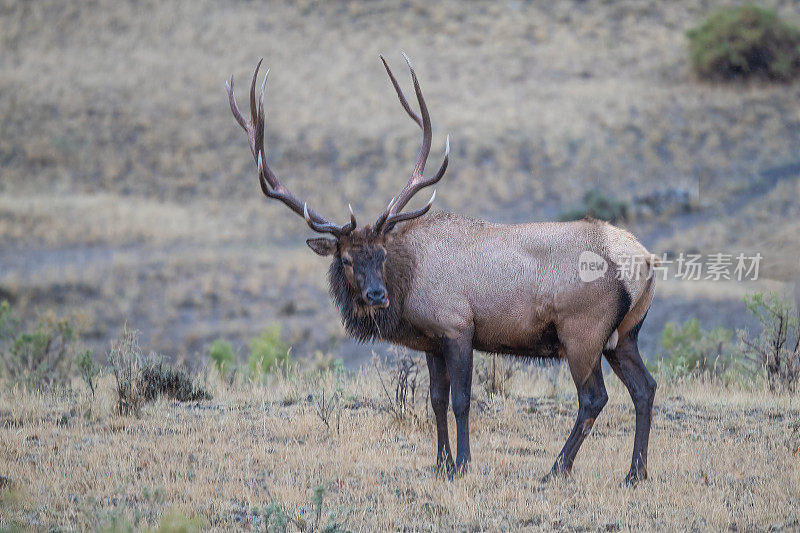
[738,292,800,392]
[559,189,628,223]
[108,328,210,416]
[107,328,147,416]
[248,325,290,379]
[0,300,81,389]
[657,318,734,378]
[139,359,211,403]
[687,5,800,81]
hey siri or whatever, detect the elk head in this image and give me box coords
[226,54,449,310]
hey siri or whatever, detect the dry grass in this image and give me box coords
[1,363,798,531]
[2,0,800,362]
[4,0,800,214]
[2,3,799,530]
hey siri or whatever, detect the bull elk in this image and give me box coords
[226,54,657,484]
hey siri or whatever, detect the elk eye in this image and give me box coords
[341,257,352,266]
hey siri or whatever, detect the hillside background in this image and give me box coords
[1,0,799,367]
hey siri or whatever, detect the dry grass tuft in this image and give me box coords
[1,362,798,531]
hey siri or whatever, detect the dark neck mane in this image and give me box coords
[328,240,415,344]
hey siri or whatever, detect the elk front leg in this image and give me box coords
[426,349,453,472]
[442,332,474,478]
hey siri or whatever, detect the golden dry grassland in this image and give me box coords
[1,361,799,531]
[2,3,800,529]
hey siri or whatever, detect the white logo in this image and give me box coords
[578,251,608,282]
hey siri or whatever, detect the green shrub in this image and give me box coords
[687,4,800,81]
[148,510,206,533]
[248,325,290,379]
[739,292,799,392]
[559,189,628,223]
[75,349,99,395]
[208,338,235,375]
[262,500,291,532]
[261,485,350,533]
[0,301,80,389]
[657,318,734,378]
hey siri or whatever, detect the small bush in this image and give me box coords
[248,325,290,379]
[739,292,800,392]
[657,318,734,378]
[139,360,211,403]
[262,485,350,533]
[559,189,628,223]
[75,349,99,395]
[108,328,147,416]
[148,510,206,533]
[313,359,346,434]
[262,500,291,532]
[687,5,800,81]
[208,338,235,375]
[375,351,420,422]
[108,328,210,417]
[475,353,517,397]
[0,301,80,389]
[297,485,351,533]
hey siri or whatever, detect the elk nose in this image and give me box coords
[366,287,388,306]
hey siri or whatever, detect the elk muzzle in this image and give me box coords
[365,285,389,308]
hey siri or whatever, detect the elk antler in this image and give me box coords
[226,60,356,237]
[374,53,450,234]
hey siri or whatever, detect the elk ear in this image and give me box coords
[306,237,337,256]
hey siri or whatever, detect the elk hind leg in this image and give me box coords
[544,357,608,481]
[605,331,657,485]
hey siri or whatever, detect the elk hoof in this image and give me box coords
[541,461,570,483]
[623,469,647,487]
[540,470,567,484]
[434,459,454,477]
[447,462,469,481]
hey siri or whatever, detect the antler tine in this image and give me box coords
[342,203,357,233]
[374,54,450,233]
[226,76,248,132]
[248,59,261,131]
[373,196,397,232]
[383,189,437,233]
[402,52,432,183]
[304,203,344,236]
[395,134,449,215]
[228,59,355,237]
[380,55,422,129]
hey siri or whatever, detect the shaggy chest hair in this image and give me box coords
[327,243,417,344]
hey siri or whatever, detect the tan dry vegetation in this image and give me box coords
[3,0,800,359]
[1,364,799,531]
[3,1,800,221]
